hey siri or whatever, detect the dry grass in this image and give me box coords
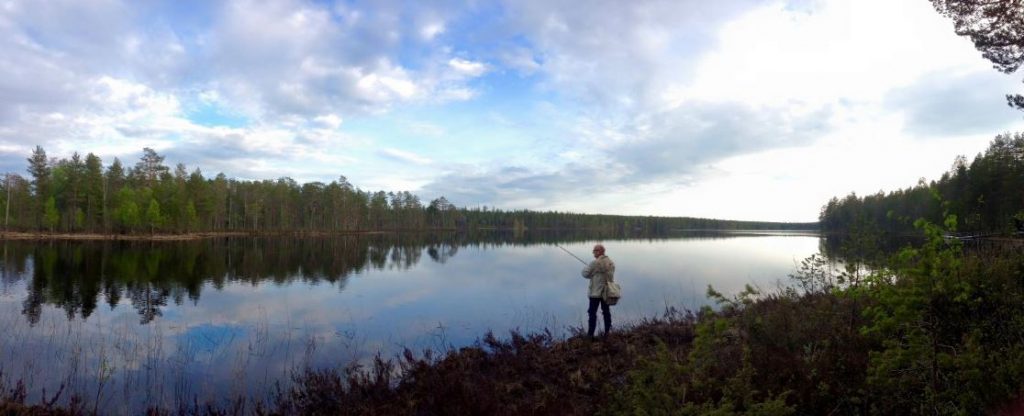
[276,312,697,416]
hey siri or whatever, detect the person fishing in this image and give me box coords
[581,244,615,338]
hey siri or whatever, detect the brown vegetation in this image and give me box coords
[276,314,697,416]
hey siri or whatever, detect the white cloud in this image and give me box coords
[200,0,487,119]
[378,148,433,166]
[502,0,758,108]
[0,73,366,182]
[448,58,487,77]
[421,22,445,41]
[92,76,182,118]
[356,71,420,102]
[313,114,343,129]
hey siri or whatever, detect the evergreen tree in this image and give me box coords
[135,148,169,186]
[106,158,125,192]
[27,146,50,229]
[84,153,104,230]
[61,152,86,231]
[105,158,126,231]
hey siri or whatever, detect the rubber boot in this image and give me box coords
[603,313,612,337]
[587,313,597,338]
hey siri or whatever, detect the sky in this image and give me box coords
[1,0,1022,222]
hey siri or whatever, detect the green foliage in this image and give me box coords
[604,340,689,415]
[184,200,199,231]
[860,215,964,412]
[42,196,59,231]
[666,210,1024,414]
[706,284,761,312]
[855,212,1024,413]
[684,307,795,416]
[145,198,162,232]
[115,188,140,232]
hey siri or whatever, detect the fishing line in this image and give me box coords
[554,243,588,265]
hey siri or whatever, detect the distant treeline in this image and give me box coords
[820,132,1024,235]
[0,146,815,235]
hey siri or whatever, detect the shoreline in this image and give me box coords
[0,230,402,241]
[0,227,822,241]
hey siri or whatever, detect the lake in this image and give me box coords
[0,231,822,413]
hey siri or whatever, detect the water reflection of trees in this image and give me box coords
[6,235,449,325]
[818,233,901,268]
[818,231,1021,273]
[4,230,795,325]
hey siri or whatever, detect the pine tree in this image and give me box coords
[84,153,104,230]
[135,148,169,186]
[105,158,126,231]
[106,158,125,192]
[63,152,86,231]
[27,146,50,229]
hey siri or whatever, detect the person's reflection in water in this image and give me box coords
[581,244,615,339]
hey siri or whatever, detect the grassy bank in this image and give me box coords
[270,296,845,415]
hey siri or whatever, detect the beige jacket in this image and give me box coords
[581,255,615,298]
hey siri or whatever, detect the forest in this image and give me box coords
[819,132,1024,236]
[0,146,814,236]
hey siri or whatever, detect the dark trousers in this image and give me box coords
[587,297,612,336]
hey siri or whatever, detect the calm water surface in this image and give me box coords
[0,232,821,413]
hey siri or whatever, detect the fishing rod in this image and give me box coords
[555,244,588,265]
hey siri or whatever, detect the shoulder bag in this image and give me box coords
[603,280,621,305]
